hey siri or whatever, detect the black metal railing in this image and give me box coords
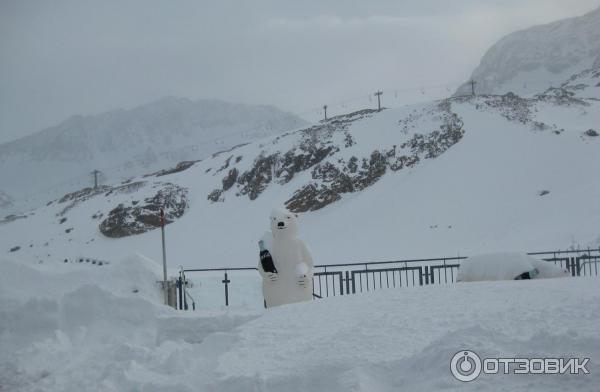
[177,267,258,309]
[526,248,600,277]
[310,256,466,298]
[176,248,600,310]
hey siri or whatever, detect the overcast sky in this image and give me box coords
[1,0,599,144]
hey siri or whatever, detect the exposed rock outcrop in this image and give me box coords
[285,102,465,212]
[208,109,377,204]
[99,183,188,238]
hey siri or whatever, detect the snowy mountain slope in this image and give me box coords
[555,65,600,100]
[1,66,599,268]
[0,97,306,212]
[1,256,598,391]
[455,6,600,97]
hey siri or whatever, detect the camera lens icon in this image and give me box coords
[450,350,482,382]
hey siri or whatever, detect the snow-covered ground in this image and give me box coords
[1,254,598,391]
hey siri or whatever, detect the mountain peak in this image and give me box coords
[455,6,600,97]
[0,98,308,209]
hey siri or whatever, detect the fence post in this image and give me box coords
[177,275,183,310]
[568,257,575,277]
[160,208,168,306]
[575,258,581,277]
[424,266,429,285]
[345,271,350,295]
[222,271,230,306]
[181,271,189,310]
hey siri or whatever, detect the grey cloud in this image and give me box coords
[1,0,598,143]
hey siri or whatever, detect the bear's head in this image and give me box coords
[270,208,299,238]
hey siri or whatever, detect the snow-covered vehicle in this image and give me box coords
[456,252,569,282]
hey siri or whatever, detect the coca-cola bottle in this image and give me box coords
[259,240,277,273]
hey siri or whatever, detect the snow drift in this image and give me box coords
[456,252,569,282]
[1,255,598,391]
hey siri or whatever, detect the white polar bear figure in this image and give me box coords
[258,209,314,308]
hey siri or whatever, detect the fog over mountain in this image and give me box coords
[0,97,306,212]
[2,0,599,143]
[455,6,600,96]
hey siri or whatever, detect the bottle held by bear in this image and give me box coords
[259,240,277,274]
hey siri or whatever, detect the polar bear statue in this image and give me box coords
[258,209,314,308]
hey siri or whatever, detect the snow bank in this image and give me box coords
[530,258,570,279]
[456,252,568,282]
[0,253,163,304]
[0,254,263,391]
[457,252,533,282]
[0,254,168,390]
[1,256,598,391]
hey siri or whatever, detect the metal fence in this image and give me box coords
[310,256,465,299]
[176,248,600,310]
[527,248,600,277]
